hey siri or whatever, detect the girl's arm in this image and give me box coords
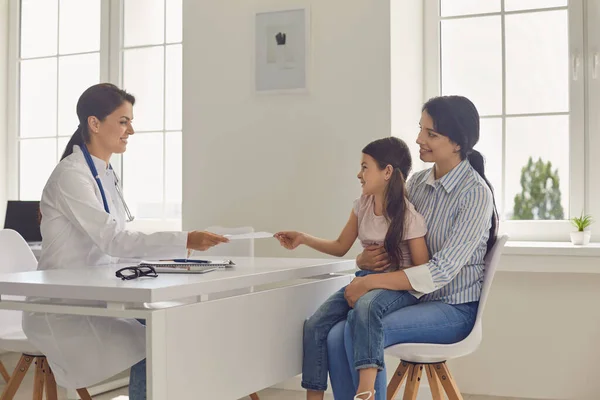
[407,236,429,266]
[274,210,358,257]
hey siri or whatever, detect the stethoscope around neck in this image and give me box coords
[80,143,135,223]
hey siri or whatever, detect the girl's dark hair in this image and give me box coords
[362,137,412,268]
[61,83,135,161]
[422,95,498,253]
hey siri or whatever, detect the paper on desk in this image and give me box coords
[224,231,274,240]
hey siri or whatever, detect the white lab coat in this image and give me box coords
[22,145,188,389]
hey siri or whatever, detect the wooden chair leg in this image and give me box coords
[43,359,59,400]
[32,358,45,400]
[433,362,463,400]
[426,364,443,400]
[0,354,34,400]
[249,393,260,400]
[0,361,10,383]
[76,388,93,400]
[386,360,410,400]
[402,364,423,400]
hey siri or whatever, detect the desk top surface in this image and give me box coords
[0,257,355,304]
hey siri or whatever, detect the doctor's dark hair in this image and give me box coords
[61,83,136,161]
[422,95,498,253]
[362,137,412,269]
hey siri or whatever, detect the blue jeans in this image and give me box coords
[326,300,478,400]
[129,319,146,400]
[301,286,418,391]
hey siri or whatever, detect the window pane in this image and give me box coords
[20,0,58,58]
[165,132,181,219]
[123,133,164,219]
[123,47,165,132]
[20,58,58,138]
[504,0,567,12]
[474,118,503,215]
[59,0,101,54]
[505,116,569,220]
[166,0,182,43]
[57,137,70,162]
[165,45,182,131]
[20,138,57,200]
[58,53,100,136]
[440,0,500,17]
[505,10,568,114]
[123,0,164,47]
[441,16,502,116]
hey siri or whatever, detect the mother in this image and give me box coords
[330,95,498,399]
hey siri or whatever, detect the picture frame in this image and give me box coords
[253,6,311,94]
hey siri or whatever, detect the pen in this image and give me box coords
[160,259,211,263]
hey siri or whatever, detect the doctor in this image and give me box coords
[22,83,227,400]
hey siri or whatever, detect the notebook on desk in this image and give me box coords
[139,259,235,274]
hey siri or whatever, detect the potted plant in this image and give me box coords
[570,213,593,245]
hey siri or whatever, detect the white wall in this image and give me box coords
[182,0,423,259]
[0,0,8,226]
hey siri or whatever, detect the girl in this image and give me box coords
[275,137,429,400]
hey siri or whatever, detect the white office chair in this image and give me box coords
[0,229,92,400]
[385,234,509,400]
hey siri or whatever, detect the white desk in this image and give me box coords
[0,257,354,399]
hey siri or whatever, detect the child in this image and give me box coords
[275,137,429,400]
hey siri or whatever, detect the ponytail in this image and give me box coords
[467,149,498,253]
[384,168,408,268]
[60,125,86,161]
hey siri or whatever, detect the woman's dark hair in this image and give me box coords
[362,137,412,268]
[61,83,135,160]
[422,95,498,253]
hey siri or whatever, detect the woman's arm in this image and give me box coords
[275,210,358,257]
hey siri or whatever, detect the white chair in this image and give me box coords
[0,229,92,400]
[385,234,509,400]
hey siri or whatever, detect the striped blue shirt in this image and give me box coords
[403,159,494,304]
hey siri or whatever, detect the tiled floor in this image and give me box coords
[0,352,540,400]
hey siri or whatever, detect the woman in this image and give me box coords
[22,83,228,400]
[326,95,498,399]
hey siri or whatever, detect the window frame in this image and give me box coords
[7,0,182,232]
[424,0,587,241]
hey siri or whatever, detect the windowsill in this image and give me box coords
[505,240,600,257]
[501,241,600,274]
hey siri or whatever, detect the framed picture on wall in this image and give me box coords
[254,7,310,93]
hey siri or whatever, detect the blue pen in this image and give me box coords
[161,259,211,263]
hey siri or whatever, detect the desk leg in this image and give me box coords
[146,310,167,400]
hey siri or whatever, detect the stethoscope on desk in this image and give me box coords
[81,144,135,222]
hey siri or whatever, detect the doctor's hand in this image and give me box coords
[274,231,305,250]
[187,231,229,251]
[356,245,390,272]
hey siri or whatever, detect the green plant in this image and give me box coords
[571,213,593,232]
[512,157,564,220]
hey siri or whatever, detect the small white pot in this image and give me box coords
[570,230,592,245]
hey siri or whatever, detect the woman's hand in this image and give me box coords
[187,231,229,251]
[274,231,305,250]
[356,245,391,271]
[344,276,371,307]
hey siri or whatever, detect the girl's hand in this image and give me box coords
[274,231,305,250]
[344,276,371,307]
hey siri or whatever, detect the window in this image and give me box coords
[14,0,101,200]
[121,0,183,223]
[424,0,586,240]
[9,0,183,229]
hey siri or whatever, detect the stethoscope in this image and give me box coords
[80,144,135,222]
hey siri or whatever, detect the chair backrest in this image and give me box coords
[475,234,509,324]
[0,229,39,336]
[199,226,255,257]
